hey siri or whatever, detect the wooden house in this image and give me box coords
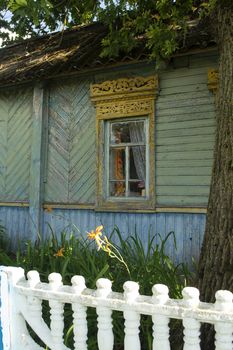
[0,23,218,264]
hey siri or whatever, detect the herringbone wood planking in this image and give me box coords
[45,79,96,203]
[0,92,8,198]
[0,89,33,201]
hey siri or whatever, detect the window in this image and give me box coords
[107,118,148,199]
[91,76,158,211]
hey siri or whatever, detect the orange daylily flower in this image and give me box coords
[54,247,65,257]
[87,225,103,240]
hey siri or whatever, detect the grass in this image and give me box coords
[0,224,191,349]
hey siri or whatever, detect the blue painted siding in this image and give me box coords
[42,209,206,265]
[0,207,30,248]
[0,206,206,265]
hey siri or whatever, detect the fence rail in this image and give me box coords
[0,266,233,349]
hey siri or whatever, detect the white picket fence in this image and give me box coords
[0,266,233,350]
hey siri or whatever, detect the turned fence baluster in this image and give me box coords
[27,270,43,324]
[96,278,114,350]
[123,281,141,350]
[182,287,201,350]
[71,275,88,350]
[214,290,233,350]
[152,284,170,350]
[48,273,64,350]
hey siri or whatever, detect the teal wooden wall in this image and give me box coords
[0,51,218,252]
[44,79,96,203]
[156,53,217,206]
[42,51,217,207]
[0,88,33,201]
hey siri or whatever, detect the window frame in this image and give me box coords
[105,116,149,200]
[91,76,158,211]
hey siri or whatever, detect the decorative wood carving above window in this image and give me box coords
[91,76,158,211]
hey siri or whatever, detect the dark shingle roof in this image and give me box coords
[0,21,216,86]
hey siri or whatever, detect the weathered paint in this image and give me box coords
[42,52,217,208]
[0,206,30,250]
[44,78,96,204]
[29,85,45,240]
[0,53,217,209]
[43,208,206,265]
[0,206,205,265]
[155,52,217,207]
[0,52,218,264]
[0,88,33,201]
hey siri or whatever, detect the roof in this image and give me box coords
[0,21,216,86]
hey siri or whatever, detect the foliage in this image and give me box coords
[0,221,14,265]
[0,0,221,58]
[5,225,191,349]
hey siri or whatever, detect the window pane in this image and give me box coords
[109,148,125,180]
[110,120,145,144]
[110,181,125,197]
[129,146,146,180]
[129,181,146,197]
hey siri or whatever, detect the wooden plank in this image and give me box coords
[157,125,215,138]
[190,55,218,68]
[43,203,94,209]
[4,89,33,201]
[157,90,212,104]
[156,175,211,186]
[157,150,214,161]
[156,142,214,153]
[45,79,96,204]
[158,83,210,96]
[0,92,7,199]
[156,119,215,131]
[160,74,208,89]
[191,214,202,262]
[156,134,215,146]
[156,207,207,213]
[29,85,45,240]
[156,167,212,176]
[157,159,213,167]
[157,104,215,117]
[157,96,214,110]
[160,66,209,80]
[156,112,215,124]
[0,202,29,207]
[157,186,210,196]
[156,195,208,206]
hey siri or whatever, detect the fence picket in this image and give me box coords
[152,284,170,350]
[48,273,65,350]
[123,281,141,350]
[182,287,201,350]
[71,276,88,350]
[96,278,114,350]
[26,271,43,330]
[214,290,233,350]
[1,266,233,350]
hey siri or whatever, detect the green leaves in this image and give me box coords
[146,23,178,60]
[1,224,191,349]
[8,0,27,11]
[1,0,217,70]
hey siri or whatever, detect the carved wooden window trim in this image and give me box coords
[91,76,158,211]
[208,68,219,93]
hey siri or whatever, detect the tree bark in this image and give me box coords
[198,3,233,349]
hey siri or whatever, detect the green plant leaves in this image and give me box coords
[2,224,192,349]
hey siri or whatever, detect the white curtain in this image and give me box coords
[129,122,146,182]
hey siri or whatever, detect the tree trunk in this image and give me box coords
[198,3,233,349]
